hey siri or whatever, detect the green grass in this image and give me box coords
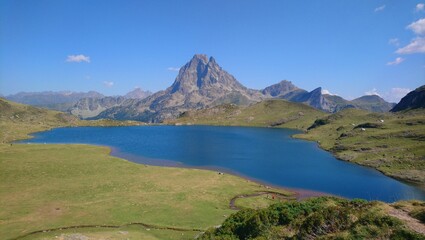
[295,108,425,184]
[167,99,327,130]
[0,143,292,239]
[0,97,144,143]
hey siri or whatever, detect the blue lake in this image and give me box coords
[23,125,425,202]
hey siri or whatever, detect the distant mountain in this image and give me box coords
[261,81,394,113]
[261,80,306,97]
[391,85,425,112]
[262,83,353,113]
[69,96,127,119]
[351,95,395,112]
[294,87,355,113]
[124,88,152,99]
[6,91,104,111]
[95,54,263,122]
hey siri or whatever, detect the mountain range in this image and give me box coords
[6,54,400,122]
[5,91,104,111]
[5,88,152,112]
[88,54,396,122]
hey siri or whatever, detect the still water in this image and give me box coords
[23,125,425,202]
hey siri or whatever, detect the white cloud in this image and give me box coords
[66,54,90,63]
[387,57,405,65]
[167,67,180,71]
[103,81,114,87]
[407,18,425,35]
[375,88,412,103]
[388,38,400,46]
[85,75,91,80]
[364,88,381,97]
[416,3,425,12]
[396,37,425,54]
[386,88,411,103]
[321,89,337,96]
[374,5,386,12]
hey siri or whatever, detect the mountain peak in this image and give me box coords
[170,54,245,95]
[191,54,208,64]
[124,87,152,99]
[262,80,299,97]
[311,87,322,94]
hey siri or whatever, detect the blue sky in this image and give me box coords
[0,0,424,102]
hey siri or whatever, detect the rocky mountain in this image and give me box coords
[124,88,152,99]
[95,54,263,122]
[62,54,396,121]
[69,96,128,119]
[262,83,353,113]
[296,87,355,113]
[391,85,425,112]
[261,80,305,97]
[6,91,104,111]
[261,81,394,113]
[351,95,395,112]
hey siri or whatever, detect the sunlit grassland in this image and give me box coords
[0,143,291,239]
[295,108,425,184]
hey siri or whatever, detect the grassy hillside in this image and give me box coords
[0,98,143,143]
[167,99,327,130]
[295,108,425,184]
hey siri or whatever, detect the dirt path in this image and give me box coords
[229,191,293,210]
[10,222,203,240]
[387,206,425,235]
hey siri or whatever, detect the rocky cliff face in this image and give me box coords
[69,97,127,119]
[391,85,425,112]
[95,54,263,122]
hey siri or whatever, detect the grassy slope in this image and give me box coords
[0,98,144,143]
[295,108,425,184]
[0,98,291,239]
[167,99,327,130]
